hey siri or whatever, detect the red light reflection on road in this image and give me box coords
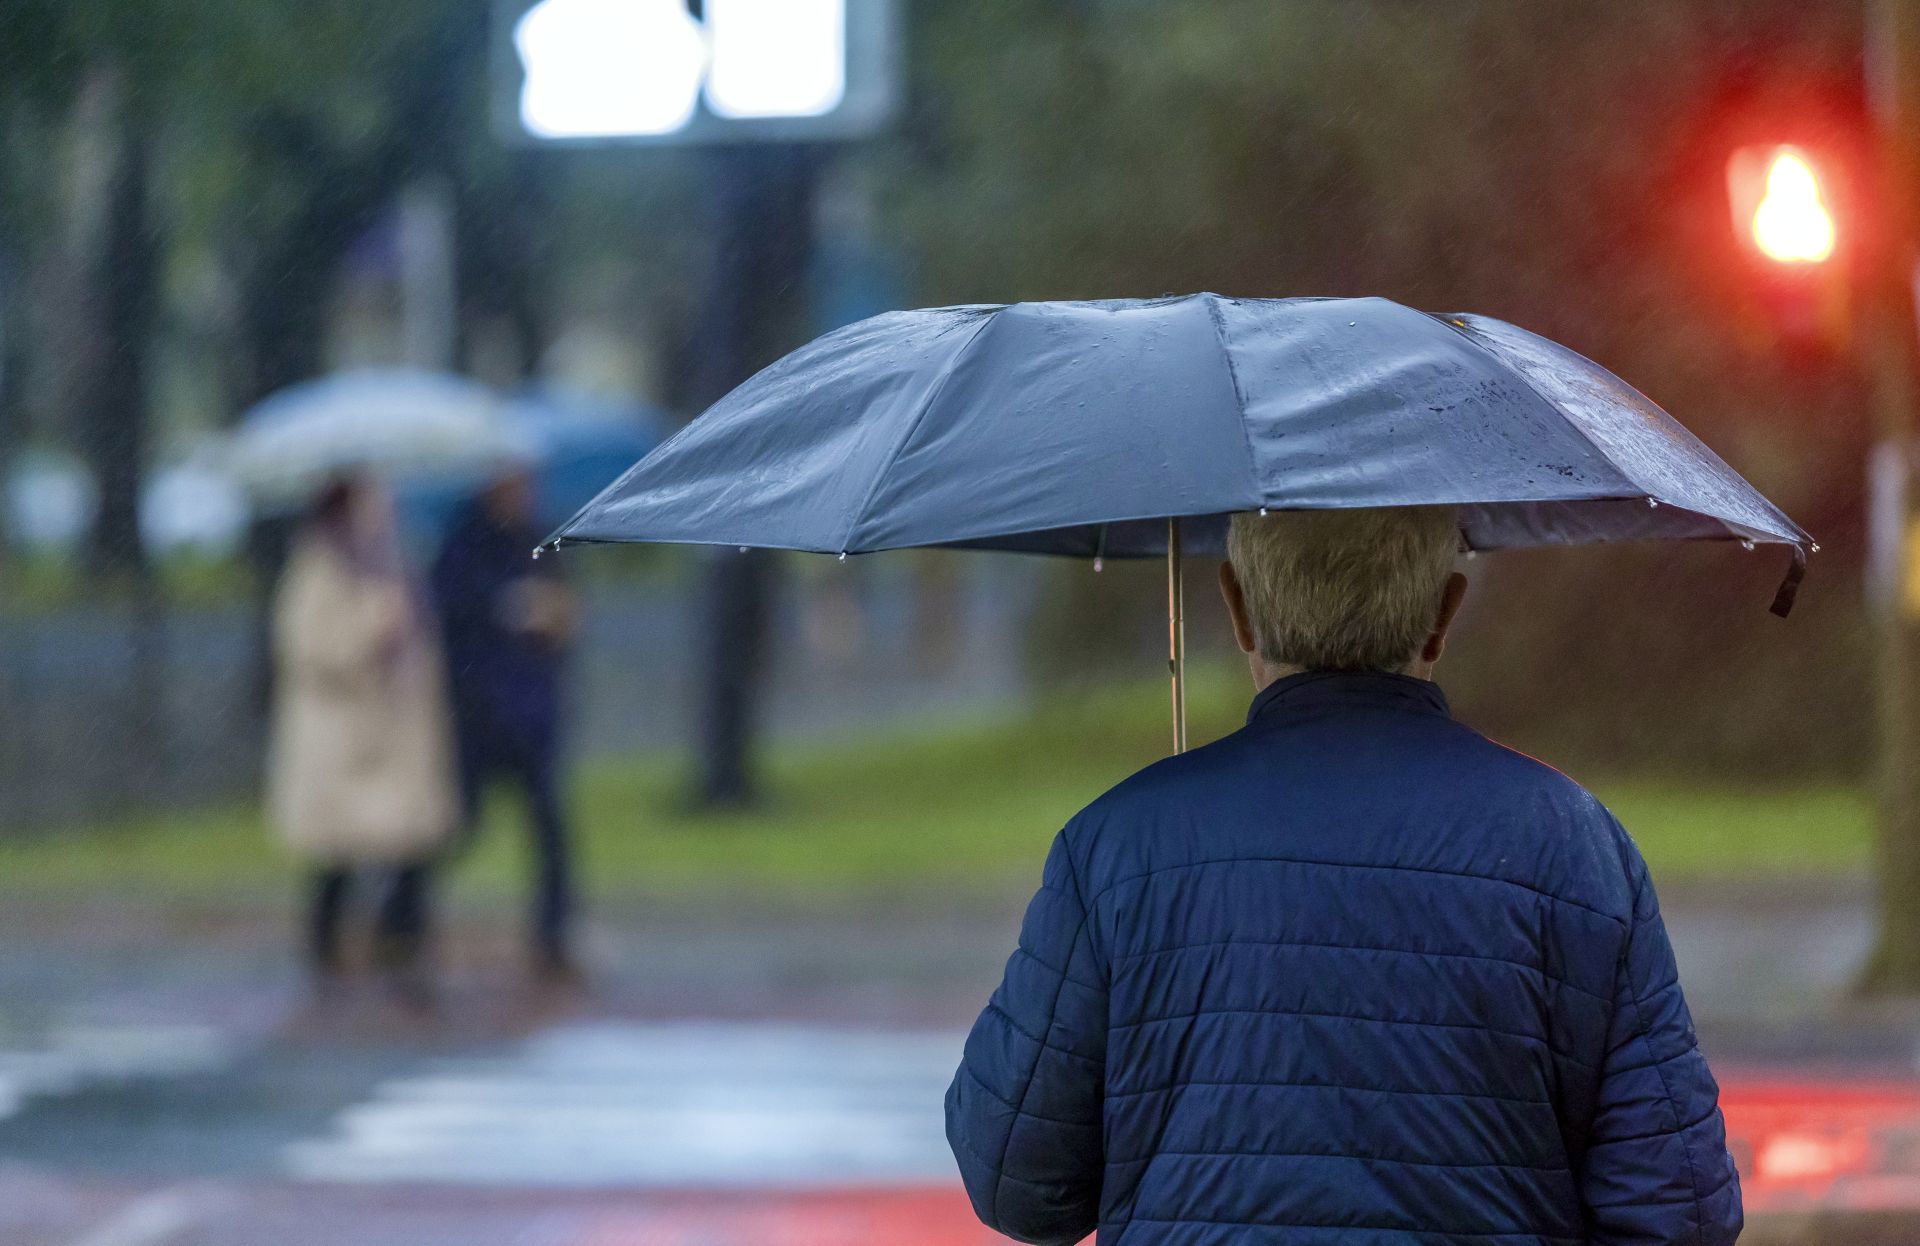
[1721,1076,1920,1214]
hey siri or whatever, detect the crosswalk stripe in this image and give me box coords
[62,1186,212,1246]
[0,1023,230,1122]
[285,1022,966,1188]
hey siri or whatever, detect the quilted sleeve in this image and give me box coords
[946,828,1107,1246]
[1581,847,1742,1246]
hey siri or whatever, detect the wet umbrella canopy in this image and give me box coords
[549,294,1812,747]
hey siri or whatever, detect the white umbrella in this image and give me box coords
[229,369,528,507]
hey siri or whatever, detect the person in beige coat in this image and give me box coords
[268,476,458,977]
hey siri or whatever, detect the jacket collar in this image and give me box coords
[1246,669,1451,727]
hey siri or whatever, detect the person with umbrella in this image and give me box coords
[233,370,592,984]
[542,295,1794,1245]
[429,464,582,983]
[945,504,1740,1245]
[267,475,458,985]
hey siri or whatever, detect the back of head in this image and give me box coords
[1226,505,1459,674]
[309,477,358,531]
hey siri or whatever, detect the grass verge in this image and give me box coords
[0,667,1869,907]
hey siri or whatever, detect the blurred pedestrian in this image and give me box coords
[267,476,457,985]
[948,506,1740,1246]
[430,467,581,982]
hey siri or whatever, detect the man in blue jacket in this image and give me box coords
[947,506,1740,1246]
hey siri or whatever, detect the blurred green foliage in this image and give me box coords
[0,0,1882,789]
[2,551,254,611]
[885,0,1872,780]
[0,666,1869,908]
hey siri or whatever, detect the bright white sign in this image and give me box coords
[515,0,709,139]
[705,0,846,120]
[510,0,865,142]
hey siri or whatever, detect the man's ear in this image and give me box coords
[1421,572,1469,665]
[1219,561,1258,655]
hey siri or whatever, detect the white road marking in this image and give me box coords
[63,1186,209,1246]
[0,1023,231,1122]
[285,1022,967,1187]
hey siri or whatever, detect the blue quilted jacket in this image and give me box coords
[947,671,1740,1245]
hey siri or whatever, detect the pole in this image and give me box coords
[1168,517,1187,754]
[1863,0,1920,992]
[690,145,818,808]
[396,177,457,371]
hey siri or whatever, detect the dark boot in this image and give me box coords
[308,868,353,979]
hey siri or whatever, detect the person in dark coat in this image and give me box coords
[429,468,581,979]
[947,505,1740,1246]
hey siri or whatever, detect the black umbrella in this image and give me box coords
[548,295,1812,750]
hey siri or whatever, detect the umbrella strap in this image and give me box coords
[1769,545,1808,618]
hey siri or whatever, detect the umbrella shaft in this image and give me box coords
[1168,517,1187,754]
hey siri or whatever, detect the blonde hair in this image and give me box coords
[1226,506,1460,673]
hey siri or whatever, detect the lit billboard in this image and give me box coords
[494,0,899,145]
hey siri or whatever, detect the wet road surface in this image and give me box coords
[1,879,1916,1244]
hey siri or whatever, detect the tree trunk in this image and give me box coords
[455,154,554,382]
[76,86,156,581]
[0,243,22,570]
[66,72,165,806]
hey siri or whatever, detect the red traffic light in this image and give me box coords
[1728,145,1838,264]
